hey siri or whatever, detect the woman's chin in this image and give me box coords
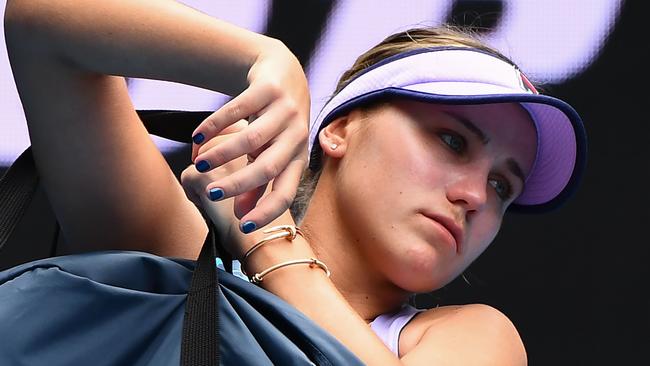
[395,276,447,294]
[389,258,453,294]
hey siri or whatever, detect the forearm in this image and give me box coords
[4,0,278,95]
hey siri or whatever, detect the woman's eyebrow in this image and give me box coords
[506,158,526,187]
[442,111,526,186]
[441,111,490,145]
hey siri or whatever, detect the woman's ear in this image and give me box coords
[318,114,350,159]
[319,107,370,159]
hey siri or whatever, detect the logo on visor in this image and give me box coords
[515,68,539,94]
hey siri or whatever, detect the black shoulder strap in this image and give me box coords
[136,110,212,142]
[0,110,223,366]
[181,222,219,366]
[0,148,39,250]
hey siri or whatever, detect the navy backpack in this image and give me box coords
[0,111,363,366]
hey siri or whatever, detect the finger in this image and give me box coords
[192,119,249,161]
[203,129,302,200]
[220,118,250,135]
[238,158,305,231]
[233,183,267,219]
[193,105,288,172]
[180,166,204,208]
[233,155,268,219]
[191,142,200,162]
[185,185,202,208]
[191,83,272,147]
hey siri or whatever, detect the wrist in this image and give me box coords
[246,37,301,84]
[240,216,322,280]
[243,233,316,274]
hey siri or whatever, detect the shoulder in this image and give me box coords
[399,303,527,365]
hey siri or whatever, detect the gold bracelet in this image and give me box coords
[249,258,330,284]
[243,225,304,261]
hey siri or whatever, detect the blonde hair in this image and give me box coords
[290,26,520,222]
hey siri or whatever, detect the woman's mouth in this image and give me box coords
[418,211,464,254]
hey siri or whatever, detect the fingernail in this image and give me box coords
[208,188,224,201]
[192,133,205,144]
[196,160,210,172]
[240,221,257,234]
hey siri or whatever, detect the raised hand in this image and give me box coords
[189,41,309,233]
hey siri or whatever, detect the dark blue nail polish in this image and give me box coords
[196,160,210,172]
[192,133,205,144]
[241,221,256,234]
[208,188,224,201]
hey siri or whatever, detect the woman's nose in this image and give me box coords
[445,170,488,215]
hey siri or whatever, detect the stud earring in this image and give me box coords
[330,143,338,150]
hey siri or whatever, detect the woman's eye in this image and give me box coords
[488,177,512,201]
[439,132,466,153]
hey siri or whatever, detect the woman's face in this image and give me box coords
[324,99,537,292]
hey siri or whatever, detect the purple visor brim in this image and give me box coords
[308,47,587,213]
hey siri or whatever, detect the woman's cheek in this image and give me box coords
[466,217,502,261]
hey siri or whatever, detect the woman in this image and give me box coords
[5,0,585,364]
[185,40,585,365]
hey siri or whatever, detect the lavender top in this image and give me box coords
[369,304,423,357]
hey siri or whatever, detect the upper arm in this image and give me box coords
[5,8,207,258]
[401,304,527,366]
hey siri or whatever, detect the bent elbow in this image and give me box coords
[4,0,67,54]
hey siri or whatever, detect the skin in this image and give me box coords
[185,99,536,364]
[5,0,535,363]
[4,0,308,257]
[309,100,537,305]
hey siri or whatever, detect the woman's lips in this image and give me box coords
[419,211,464,254]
